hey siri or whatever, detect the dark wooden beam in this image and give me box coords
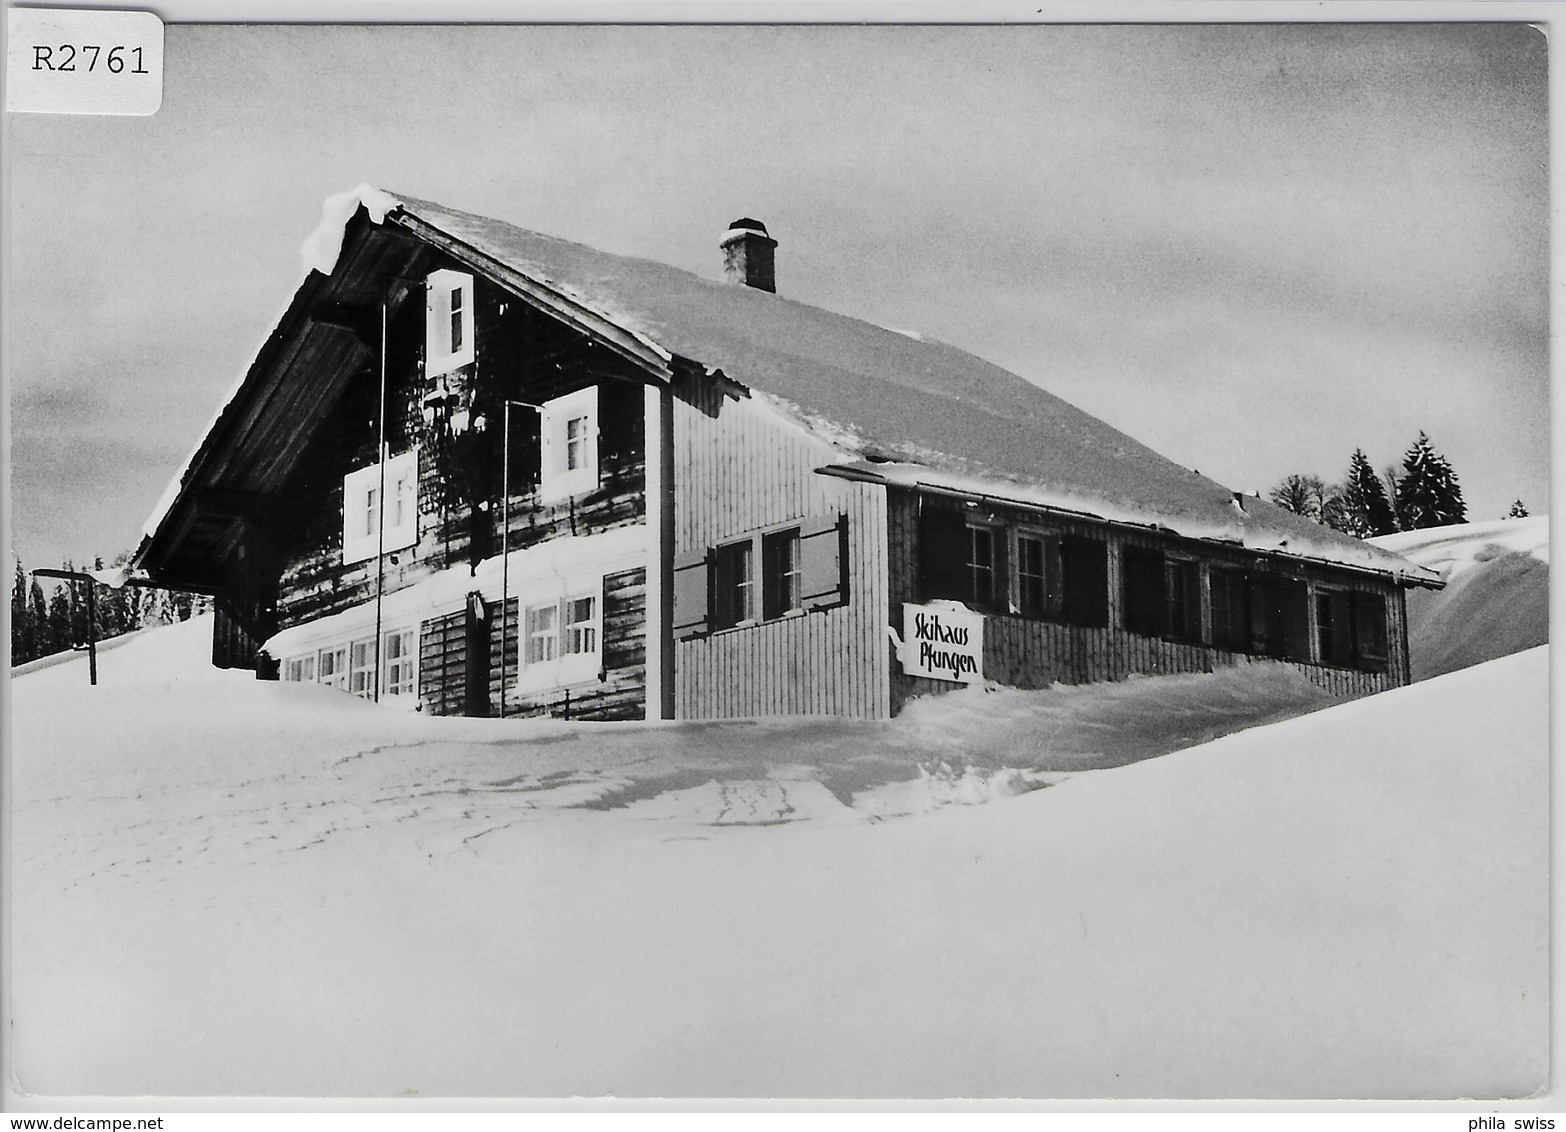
[193,487,291,522]
[308,300,380,346]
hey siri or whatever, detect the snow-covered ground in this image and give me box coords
[1371,515,1549,680]
[8,614,1548,1100]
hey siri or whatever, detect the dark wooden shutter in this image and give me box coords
[1320,590,1353,667]
[799,513,848,611]
[1180,561,1203,642]
[918,504,970,602]
[1249,576,1281,656]
[1352,591,1389,673]
[1211,569,1232,645]
[1278,578,1311,661]
[1122,545,1166,636]
[1210,568,1242,649]
[464,591,491,717]
[1062,535,1109,628]
[672,548,710,640]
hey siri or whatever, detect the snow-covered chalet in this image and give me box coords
[131,187,1443,721]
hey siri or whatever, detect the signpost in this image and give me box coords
[899,600,985,684]
[32,567,100,685]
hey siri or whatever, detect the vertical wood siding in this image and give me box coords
[886,487,1412,713]
[671,382,890,719]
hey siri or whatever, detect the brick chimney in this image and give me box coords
[720,218,777,293]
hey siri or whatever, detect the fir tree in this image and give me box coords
[1507,499,1530,519]
[1325,449,1397,538]
[29,577,51,657]
[1393,432,1467,530]
[1319,485,1355,537]
[1268,474,1326,521]
[46,582,73,654]
[11,558,35,664]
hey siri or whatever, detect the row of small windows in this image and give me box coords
[919,505,1390,674]
[280,590,605,703]
[919,507,1109,629]
[282,627,418,700]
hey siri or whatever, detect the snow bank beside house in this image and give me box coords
[1370,516,1549,679]
[8,614,1546,1099]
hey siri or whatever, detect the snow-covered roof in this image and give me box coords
[140,185,1440,586]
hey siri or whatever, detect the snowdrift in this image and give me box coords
[1371,516,1548,680]
[8,612,1546,1100]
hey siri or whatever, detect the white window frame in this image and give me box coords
[517,589,602,692]
[425,269,475,377]
[317,644,347,691]
[348,637,376,699]
[381,626,419,700]
[342,447,420,565]
[283,654,316,684]
[539,387,600,503]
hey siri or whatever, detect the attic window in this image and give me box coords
[426,269,475,377]
[343,447,420,565]
[540,387,600,503]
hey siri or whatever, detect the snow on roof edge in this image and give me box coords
[301,184,405,277]
[825,460,1443,584]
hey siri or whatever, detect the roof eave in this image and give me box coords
[818,463,1446,590]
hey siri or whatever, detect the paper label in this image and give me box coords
[7,8,163,115]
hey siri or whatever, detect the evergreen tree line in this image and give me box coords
[1267,431,1497,539]
[9,551,210,667]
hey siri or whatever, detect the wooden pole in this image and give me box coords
[500,401,511,718]
[373,300,388,703]
[85,580,97,687]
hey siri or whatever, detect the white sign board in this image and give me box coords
[901,601,985,684]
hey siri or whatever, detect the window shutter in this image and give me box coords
[1210,568,1249,650]
[799,513,847,611]
[1352,591,1389,672]
[672,548,710,640]
[1210,568,1233,644]
[1061,535,1109,628]
[1320,590,1352,666]
[1278,578,1311,661]
[424,279,441,362]
[540,407,558,479]
[1180,561,1203,642]
[918,504,970,602]
[1121,545,1166,636]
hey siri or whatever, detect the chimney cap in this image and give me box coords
[728,217,769,234]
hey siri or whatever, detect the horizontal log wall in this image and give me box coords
[887,487,1410,713]
[481,567,647,721]
[672,383,889,719]
[270,262,649,652]
[419,607,469,718]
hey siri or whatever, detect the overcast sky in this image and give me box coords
[7,21,1549,571]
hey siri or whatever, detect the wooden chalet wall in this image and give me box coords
[268,257,650,720]
[671,385,890,719]
[886,487,1411,714]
